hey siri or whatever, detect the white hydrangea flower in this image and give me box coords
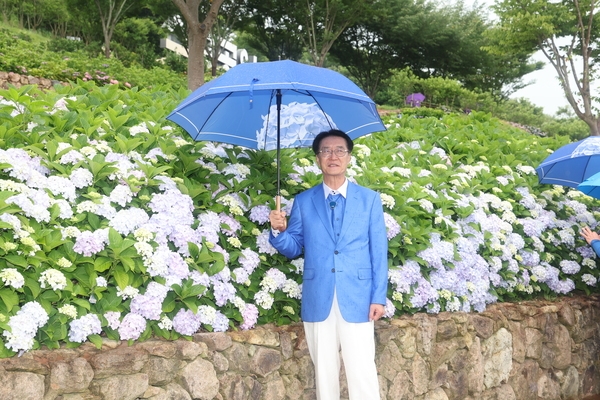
[254,290,274,309]
[117,285,139,300]
[56,257,72,269]
[380,193,395,209]
[0,268,24,289]
[58,304,77,318]
[158,316,172,330]
[96,277,108,287]
[39,269,67,291]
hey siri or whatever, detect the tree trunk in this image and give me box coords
[186,22,208,90]
[211,50,219,77]
[590,119,600,136]
[173,0,225,90]
[104,36,111,58]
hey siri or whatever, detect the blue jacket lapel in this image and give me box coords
[339,182,357,243]
[311,185,335,241]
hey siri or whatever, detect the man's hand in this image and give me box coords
[269,210,287,232]
[369,304,385,322]
[581,226,600,245]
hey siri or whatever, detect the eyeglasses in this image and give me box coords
[318,149,350,158]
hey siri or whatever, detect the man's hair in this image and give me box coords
[312,129,354,154]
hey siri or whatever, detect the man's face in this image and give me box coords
[315,136,351,179]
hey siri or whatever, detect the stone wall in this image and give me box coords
[0,295,599,400]
[0,71,62,90]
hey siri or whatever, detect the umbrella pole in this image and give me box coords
[276,89,282,212]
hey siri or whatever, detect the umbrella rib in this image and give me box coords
[204,82,371,101]
[196,132,259,145]
[171,112,200,139]
[346,121,385,135]
[308,92,335,131]
[188,93,234,140]
[581,155,593,182]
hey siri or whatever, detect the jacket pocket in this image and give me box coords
[358,268,372,280]
[304,268,315,280]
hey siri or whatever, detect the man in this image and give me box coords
[269,129,388,400]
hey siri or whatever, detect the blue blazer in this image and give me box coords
[270,181,388,323]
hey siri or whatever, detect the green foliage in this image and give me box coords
[0,28,186,90]
[496,98,589,141]
[399,107,446,119]
[378,68,497,112]
[46,37,87,53]
[162,52,188,74]
[112,17,167,69]
[0,80,597,357]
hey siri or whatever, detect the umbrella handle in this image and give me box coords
[275,195,287,229]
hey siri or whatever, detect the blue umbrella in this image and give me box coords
[536,136,600,188]
[167,60,385,210]
[578,171,600,198]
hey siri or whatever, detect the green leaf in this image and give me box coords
[113,268,130,289]
[162,291,177,313]
[108,228,123,249]
[0,289,19,313]
[71,298,91,311]
[88,334,103,349]
[182,297,199,314]
[120,257,135,271]
[188,242,200,259]
[87,213,101,230]
[94,257,112,272]
[5,255,28,268]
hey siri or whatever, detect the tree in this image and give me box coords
[113,17,166,68]
[300,0,373,67]
[172,0,225,90]
[330,0,541,101]
[65,0,102,45]
[21,0,45,30]
[236,0,371,66]
[489,0,600,136]
[203,0,245,76]
[0,0,18,24]
[94,0,134,58]
[236,0,305,62]
[43,0,71,37]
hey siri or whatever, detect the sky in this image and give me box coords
[510,52,570,116]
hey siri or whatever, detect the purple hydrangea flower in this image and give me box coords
[219,213,241,236]
[240,304,259,330]
[559,260,580,275]
[172,309,201,335]
[68,314,102,343]
[118,313,147,340]
[212,312,230,332]
[73,230,106,257]
[130,294,163,320]
[249,205,271,224]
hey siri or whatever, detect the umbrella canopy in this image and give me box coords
[167,60,385,151]
[167,60,385,210]
[406,93,425,107]
[578,171,600,198]
[536,136,600,188]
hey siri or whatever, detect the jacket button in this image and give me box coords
[334,250,339,254]
[331,268,335,273]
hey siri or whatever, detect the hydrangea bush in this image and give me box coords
[0,81,596,358]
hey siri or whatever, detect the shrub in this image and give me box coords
[0,81,597,358]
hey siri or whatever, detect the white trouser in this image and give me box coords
[303,291,380,400]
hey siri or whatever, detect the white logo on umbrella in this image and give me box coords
[256,102,337,151]
[572,136,600,157]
